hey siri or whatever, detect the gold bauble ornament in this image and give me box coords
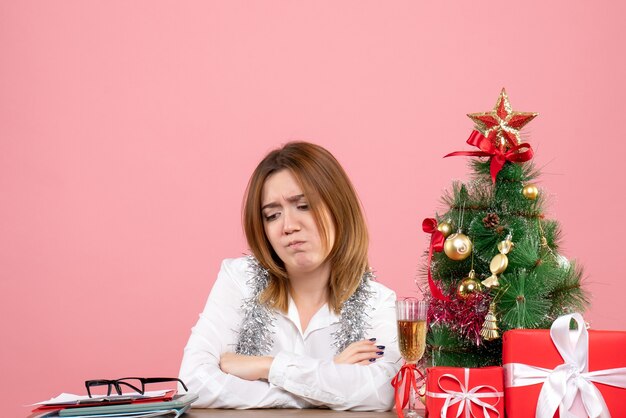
[437,221,453,238]
[443,232,473,261]
[522,184,539,200]
[457,270,483,299]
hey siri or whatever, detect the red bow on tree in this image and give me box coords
[445,130,534,183]
[422,218,451,302]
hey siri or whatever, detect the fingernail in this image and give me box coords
[377,345,385,350]
[369,338,377,341]
[369,358,377,362]
[376,351,384,355]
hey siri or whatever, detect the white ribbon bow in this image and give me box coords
[426,368,503,418]
[503,313,626,418]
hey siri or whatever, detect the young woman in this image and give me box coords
[179,142,400,410]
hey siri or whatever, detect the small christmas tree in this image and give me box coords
[421,89,589,367]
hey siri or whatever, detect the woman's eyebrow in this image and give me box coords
[261,194,305,211]
[285,194,305,203]
[261,202,280,211]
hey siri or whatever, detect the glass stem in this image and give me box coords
[405,363,419,418]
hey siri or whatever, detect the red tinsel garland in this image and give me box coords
[427,289,491,346]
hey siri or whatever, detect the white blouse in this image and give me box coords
[179,257,402,411]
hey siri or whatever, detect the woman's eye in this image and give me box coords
[264,213,279,222]
[297,204,309,210]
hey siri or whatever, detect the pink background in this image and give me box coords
[2,1,625,416]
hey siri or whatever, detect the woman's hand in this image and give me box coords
[334,339,385,365]
[219,352,274,381]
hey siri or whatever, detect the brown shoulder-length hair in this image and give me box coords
[243,141,369,314]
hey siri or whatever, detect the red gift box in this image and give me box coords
[426,366,504,418]
[503,313,626,418]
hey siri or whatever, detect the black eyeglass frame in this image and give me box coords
[85,377,188,398]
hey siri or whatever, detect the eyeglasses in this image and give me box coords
[85,377,188,398]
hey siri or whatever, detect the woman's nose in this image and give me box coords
[282,211,301,234]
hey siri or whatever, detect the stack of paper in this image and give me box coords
[28,391,198,418]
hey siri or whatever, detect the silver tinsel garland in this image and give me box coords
[235,256,276,355]
[235,256,374,355]
[331,270,374,353]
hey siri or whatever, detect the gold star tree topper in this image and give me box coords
[467,88,538,150]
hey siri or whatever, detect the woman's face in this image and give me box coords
[261,169,335,276]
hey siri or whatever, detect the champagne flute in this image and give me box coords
[395,298,428,418]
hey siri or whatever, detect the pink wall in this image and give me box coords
[2,1,625,416]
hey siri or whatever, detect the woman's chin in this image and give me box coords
[286,255,325,274]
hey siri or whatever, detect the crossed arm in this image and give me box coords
[220,338,386,380]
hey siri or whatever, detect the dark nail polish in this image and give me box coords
[369,338,377,341]
[377,345,385,350]
[369,358,377,362]
[376,351,384,355]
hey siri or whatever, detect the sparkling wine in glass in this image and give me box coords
[395,298,428,418]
